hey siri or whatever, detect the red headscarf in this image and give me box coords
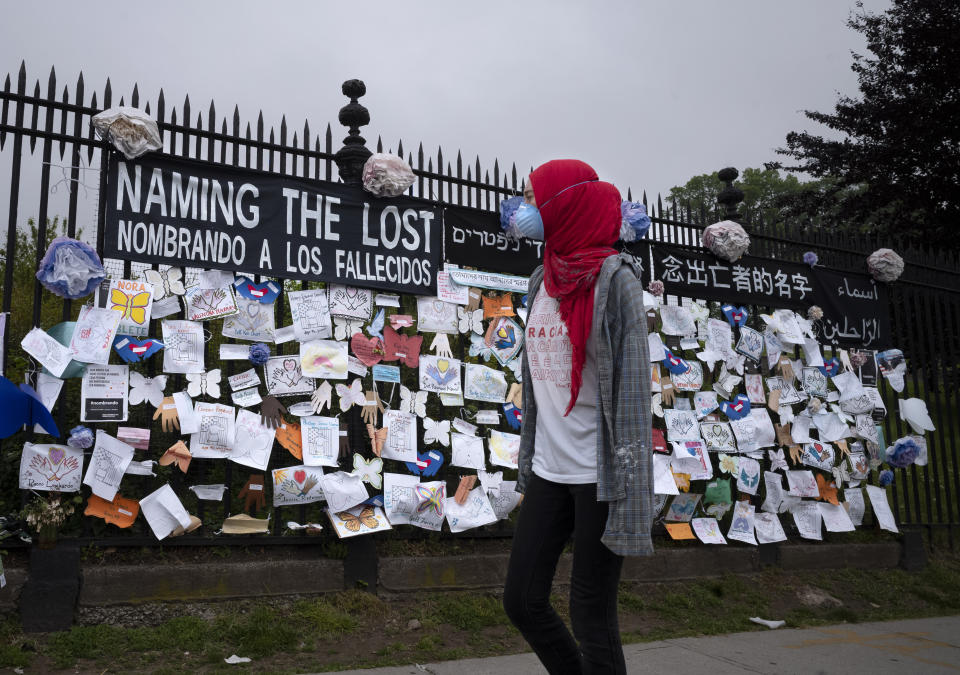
[530,159,621,415]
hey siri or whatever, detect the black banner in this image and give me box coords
[647,244,891,348]
[103,154,442,295]
[443,206,543,276]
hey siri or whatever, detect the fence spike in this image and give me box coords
[627,187,632,201]
[131,81,139,108]
[87,91,97,164]
[642,190,647,206]
[1,73,12,150]
[376,135,383,153]
[59,84,68,160]
[29,79,40,153]
[397,138,403,158]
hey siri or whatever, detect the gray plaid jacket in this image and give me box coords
[516,253,654,557]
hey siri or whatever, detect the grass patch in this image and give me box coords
[427,593,510,631]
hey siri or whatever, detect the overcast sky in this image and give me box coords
[0,0,889,222]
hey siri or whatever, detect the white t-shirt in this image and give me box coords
[528,289,599,484]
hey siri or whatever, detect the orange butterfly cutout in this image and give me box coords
[366,423,387,457]
[816,474,839,505]
[337,506,380,533]
[382,325,423,367]
[671,469,691,492]
[159,441,191,473]
[482,293,515,319]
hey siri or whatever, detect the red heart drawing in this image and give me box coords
[294,470,306,484]
[350,333,384,366]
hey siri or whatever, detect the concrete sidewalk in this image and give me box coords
[325,615,960,674]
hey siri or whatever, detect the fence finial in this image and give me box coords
[716,167,745,225]
[334,79,372,185]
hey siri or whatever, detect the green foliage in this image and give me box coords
[426,592,510,631]
[667,167,823,227]
[775,0,960,245]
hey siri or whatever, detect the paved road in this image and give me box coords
[324,615,960,674]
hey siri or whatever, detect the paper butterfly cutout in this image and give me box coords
[159,440,191,473]
[661,348,691,375]
[186,369,222,399]
[415,483,445,516]
[333,316,364,341]
[144,268,186,299]
[352,453,383,489]
[233,276,281,304]
[831,463,852,487]
[113,335,164,363]
[129,372,168,408]
[719,453,739,475]
[482,293,515,319]
[468,333,494,361]
[458,307,484,334]
[816,474,839,505]
[423,417,451,446]
[769,448,789,472]
[382,325,423,367]
[399,385,427,418]
[337,506,380,533]
[367,308,385,340]
[366,424,387,457]
[336,379,366,410]
[0,378,58,438]
[818,357,841,377]
[110,286,151,325]
[351,332,385,367]
[720,394,751,420]
[388,314,414,330]
[405,449,445,477]
[502,403,522,430]
[722,305,749,327]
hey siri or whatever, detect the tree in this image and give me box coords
[667,167,816,225]
[774,0,960,246]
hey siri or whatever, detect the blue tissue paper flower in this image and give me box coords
[887,437,919,469]
[249,343,271,366]
[35,237,106,299]
[67,425,94,449]
[620,201,652,242]
[803,251,819,267]
[499,196,524,237]
[878,469,895,487]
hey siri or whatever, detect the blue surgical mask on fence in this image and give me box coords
[514,202,545,240]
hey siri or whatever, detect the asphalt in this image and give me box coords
[322,615,960,674]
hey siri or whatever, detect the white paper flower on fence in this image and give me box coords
[362,153,416,197]
[91,106,162,159]
[702,220,750,262]
[866,248,904,283]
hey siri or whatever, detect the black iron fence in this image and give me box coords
[1,62,958,554]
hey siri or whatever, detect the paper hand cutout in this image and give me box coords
[788,444,804,465]
[778,356,795,382]
[660,374,675,407]
[159,440,192,473]
[454,475,478,505]
[237,474,266,514]
[312,381,332,413]
[152,396,180,432]
[366,423,387,457]
[466,287,483,312]
[260,395,287,429]
[430,333,454,359]
[276,422,302,460]
[361,390,384,427]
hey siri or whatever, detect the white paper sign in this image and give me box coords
[190,402,236,459]
[20,443,83,491]
[140,484,192,540]
[70,306,121,364]
[83,430,134,501]
[301,416,341,467]
[21,327,72,377]
[222,296,276,341]
[382,410,418,462]
[32,373,64,433]
[451,432,486,470]
[384,472,420,526]
[162,320,205,374]
[228,368,261,392]
[231,387,262,408]
[80,364,129,423]
[444,487,498,533]
[272,465,326,506]
[288,288,333,341]
[866,484,899,533]
[230,409,276,470]
[173,391,200,434]
[320,471,369,513]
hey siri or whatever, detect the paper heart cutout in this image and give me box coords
[234,276,280,304]
[502,403,522,430]
[721,394,752,420]
[113,335,165,363]
[294,469,306,484]
[49,446,65,466]
[722,305,749,327]
[404,449,445,477]
[661,348,691,375]
[351,333,384,367]
[818,358,841,377]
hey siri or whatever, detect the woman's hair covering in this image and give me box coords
[530,159,621,415]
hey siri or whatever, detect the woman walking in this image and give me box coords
[503,159,654,675]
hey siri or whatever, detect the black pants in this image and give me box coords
[503,474,626,674]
